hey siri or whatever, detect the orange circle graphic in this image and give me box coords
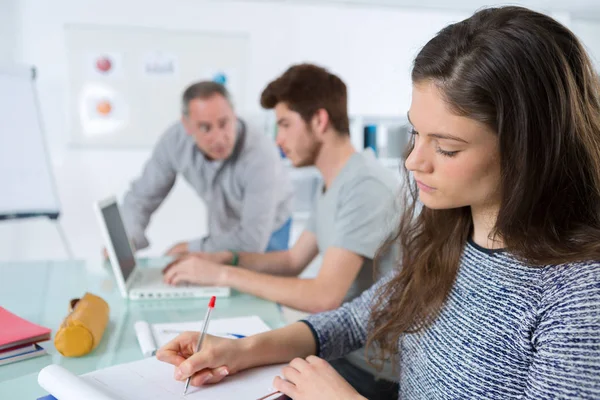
[96,101,112,116]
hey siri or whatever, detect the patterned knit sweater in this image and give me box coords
[304,239,600,399]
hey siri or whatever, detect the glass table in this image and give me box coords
[0,258,286,398]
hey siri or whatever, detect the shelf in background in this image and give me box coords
[350,115,408,125]
[350,114,410,159]
[378,157,402,169]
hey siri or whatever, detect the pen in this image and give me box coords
[183,296,216,396]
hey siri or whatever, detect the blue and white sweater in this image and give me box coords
[304,239,600,399]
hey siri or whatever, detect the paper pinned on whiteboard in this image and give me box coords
[79,84,129,137]
[142,51,179,79]
[86,52,123,79]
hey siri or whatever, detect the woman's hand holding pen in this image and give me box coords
[156,332,242,386]
[157,332,364,399]
[157,322,329,395]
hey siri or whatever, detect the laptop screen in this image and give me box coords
[100,201,136,282]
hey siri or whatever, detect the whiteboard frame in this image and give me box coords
[0,64,61,220]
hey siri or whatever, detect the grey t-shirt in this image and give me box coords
[305,149,400,302]
[122,119,294,252]
[304,149,401,381]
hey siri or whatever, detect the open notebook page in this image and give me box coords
[152,315,272,347]
[135,316,272,357]
[39,357,286,400]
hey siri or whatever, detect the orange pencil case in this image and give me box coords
[54,292,109,357]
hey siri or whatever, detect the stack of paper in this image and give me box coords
[0,307,51,365]
[37,315,288,399]
[38,358,287,400]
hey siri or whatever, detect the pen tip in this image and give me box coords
[209,296,216,308]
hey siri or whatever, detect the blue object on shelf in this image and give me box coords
[212,72,227,85]
[363,124,378,156]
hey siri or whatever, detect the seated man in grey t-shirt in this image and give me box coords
[162,64,401,399]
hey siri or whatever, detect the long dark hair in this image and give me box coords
[367,6,600,366]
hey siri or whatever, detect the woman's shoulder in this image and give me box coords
[542,259,600,284]
[538,259,600,311]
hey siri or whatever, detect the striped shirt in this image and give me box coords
[304,239,600,399]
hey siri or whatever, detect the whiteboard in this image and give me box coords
[0,65,60,219]
[65,25,250,147]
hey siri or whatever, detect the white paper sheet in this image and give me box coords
[39,358,286,400]
[38,364,122,400]
[134,316,272,357]
[153,315,271,346]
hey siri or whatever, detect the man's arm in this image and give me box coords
[221,247,363,313]
[230,177,395,312]
[212,231,319,276]
[190,143,291,253]
[122,129,178,250]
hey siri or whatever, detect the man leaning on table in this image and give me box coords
[120,81,294,256]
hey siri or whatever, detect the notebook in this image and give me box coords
[0,307,51,350]
[0,343,46,366]
[134,315,272,357]
[38,357,288,400]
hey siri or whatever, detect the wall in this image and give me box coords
[16,0,470,151]
[0,0,19,62]
[1,0,600,263]
[572,19,600,70]
[0,0,466,262]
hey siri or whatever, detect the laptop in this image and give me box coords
[94,196,230,300]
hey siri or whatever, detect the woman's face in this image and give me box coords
[405,81,501,211]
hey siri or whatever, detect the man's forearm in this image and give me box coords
[121,203,151,250]
[217,250,299,276]
[221,267,338,313]
[121,138,177,251]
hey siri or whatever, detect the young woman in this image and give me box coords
[157,6,600,399]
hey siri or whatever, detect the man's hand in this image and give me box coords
[273,356,365,400]
[165,241,189,257]
[162,254,228,286]
[185,251,233,265]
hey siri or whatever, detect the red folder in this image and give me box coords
[0,307,51,351]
